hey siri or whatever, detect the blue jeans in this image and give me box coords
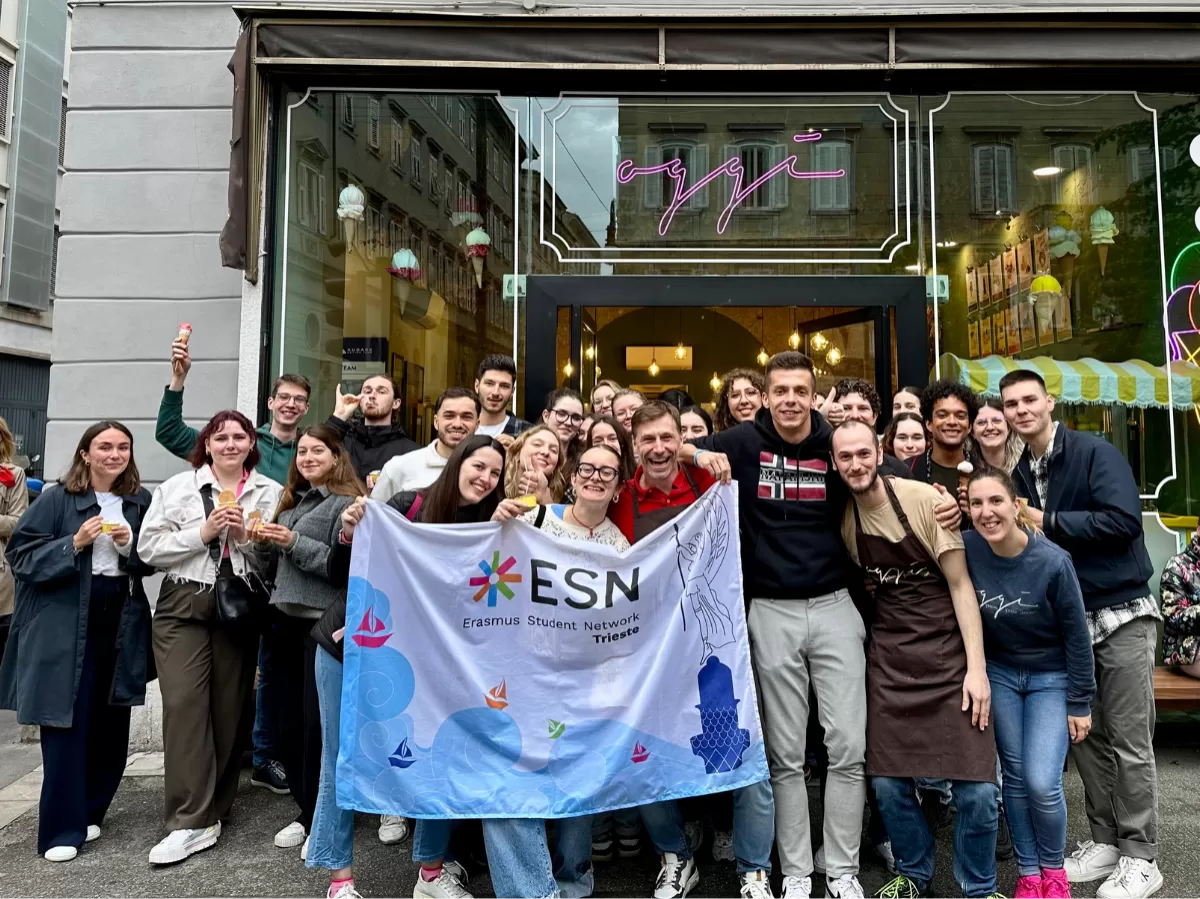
[592,801,690,858]
[873,776,998,897]
[485,816,594,898]
[252,624,285,769]
[988,662,1071,876]
[306,648,353,871]
[733,779,775,875]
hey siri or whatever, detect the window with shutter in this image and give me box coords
[410,141,423,189]
[317,174,327,236]
[1128,146,1154,184]
[972,143,1014,215]
[768,144,788,210]
[0,60,12,139]
[340,95,354,130]
[898,143,930,210]
[391,118,404,168]
[59,97,67,168]
[367,99,381,150]
[659,142,709,211]
[50,227,59,299]
[1053,144,1093,204]
[739,145,770,210]
[812,140,851,211]
[643,144,663,208]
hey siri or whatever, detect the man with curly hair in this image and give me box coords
[832,379,913,480]
[913,379,980,498]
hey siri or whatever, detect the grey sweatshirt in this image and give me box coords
[270,487,356,619]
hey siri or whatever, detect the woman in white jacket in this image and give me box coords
[137,409,282,867]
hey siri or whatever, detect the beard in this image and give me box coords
[848,470,879,496]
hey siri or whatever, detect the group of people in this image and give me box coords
[0,334,1176,899]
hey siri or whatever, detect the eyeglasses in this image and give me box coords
[552,409,585,426]
[274,393,309,407]
[576,462,620,483]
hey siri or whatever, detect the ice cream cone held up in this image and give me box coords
[466,227,491,289]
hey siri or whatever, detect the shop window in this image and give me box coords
[1052,144,1095,204]
[1128,144,1182,184]
[971,143,1015,215]
[898,142,930,210]
[340,95,355,131]
[812,139,852,212]
[367,99,381,152]
[642,142,709,210]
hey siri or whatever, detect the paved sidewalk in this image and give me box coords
[0,743,1198,897]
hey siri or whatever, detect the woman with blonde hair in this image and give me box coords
[503,424,568,505]
[0,417,28,664]
[713,369,765,432]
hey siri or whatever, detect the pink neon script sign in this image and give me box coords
[616,133,846,236]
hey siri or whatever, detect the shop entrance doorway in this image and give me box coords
[525,276,929,422]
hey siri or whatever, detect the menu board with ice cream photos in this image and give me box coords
[966,270,977,308]
[993,309,1008,357]
[989,256,1005,302]
[968,317,980,358]
[1017,241,1034,290]
[1019,298,1037,350]
[1055,291,1073,341]
[976,267,990,309]
[1006,298,1021,355]
[1003,248,1018,296]
[1034,230,1051,275]
[980,309,993,356]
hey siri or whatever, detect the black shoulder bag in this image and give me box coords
[200,485,271,625]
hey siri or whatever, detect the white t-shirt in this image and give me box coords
[476,416,510,438]
[371,441,448,500]
[93,491,131,576]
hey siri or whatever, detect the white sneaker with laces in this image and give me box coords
[44,846,78,863]
[148,823,221,865]
[1065,840,1121,883]
[275,821,307,849]
[740,870,775,899]
[654,852,700,899]
[1096,857,1163,899]
[827,875,865,898]
[874,840,897,875]
[813,846,826,874]
[85,825,101,843]
[442,859,469,884]
[712,829,735,863]
[329,883,363,899]
[379,814,410,845]
[781,875,812,898]
[413,869,474,899]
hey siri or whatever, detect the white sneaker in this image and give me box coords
[148,823,220,865]
[827,875,865,898]
[442,859,469,884]
[740,871,775,899]
[301,836,309,862]
[814,845,826,874]
[1096,857,1163,899]
[781,875,812,898]
[712,829,735,863]
[654,852,700,899]
[275,821,307,849]
[1065,840,1121,883]
[684,821,704,853]
[329,883,363,899]
[874,840,897,875]
[44,846,77,863]
[85,825,101,843]
[413,869,473,899]
[379,814,410,845]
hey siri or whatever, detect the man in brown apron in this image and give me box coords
[611,401,776,899]
[830,420,1000,899]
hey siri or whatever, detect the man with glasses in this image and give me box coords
[371,387,481,500]
[328,374,419,486]
[154,336,311,798]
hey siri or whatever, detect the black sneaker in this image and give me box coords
[592,829,614,863]
[872,875,923,899]
[251,760,290,795]
[995,807,1014,861]
[617,831,643,858]
[918,790,953,834]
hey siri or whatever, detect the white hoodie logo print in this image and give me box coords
[977,589,1034,619]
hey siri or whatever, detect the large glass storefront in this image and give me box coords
[267,87,1200,527]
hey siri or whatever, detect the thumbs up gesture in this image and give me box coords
[814,386,845,425]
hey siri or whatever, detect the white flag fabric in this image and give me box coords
[337,482,769,818]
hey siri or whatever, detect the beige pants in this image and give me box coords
[152,574,257,831]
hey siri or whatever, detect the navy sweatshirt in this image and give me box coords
[963,529,1095,716]
[690,407,849,600]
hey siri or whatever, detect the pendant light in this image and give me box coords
[648,308,660,376]
[710,371,722,392]
[674,307,687,360]
[826,346,842,366]
[648,354,660,378]
[563,360,574,377]
[756,307,769,367]
[788,308,801,350]
[811,332,828,352]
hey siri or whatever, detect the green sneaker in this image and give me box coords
[872,876,922,899]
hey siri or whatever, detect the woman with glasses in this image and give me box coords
[523,444,630,550]
[713,369,764,432]
[542,388,587,447]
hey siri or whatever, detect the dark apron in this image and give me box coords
[629,466,702,542]
[854,478,995,782]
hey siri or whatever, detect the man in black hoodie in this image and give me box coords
[1001,369,1161,899]
[327,374,420,486]
[681,353,960,899]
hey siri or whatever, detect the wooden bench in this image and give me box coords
[1153,666,1200,711]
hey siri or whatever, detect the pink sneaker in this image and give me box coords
[1042,867,1071,898]
[1015,874,1044,898]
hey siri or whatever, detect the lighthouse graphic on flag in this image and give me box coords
[690,656,751,774]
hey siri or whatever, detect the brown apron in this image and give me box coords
[854,478,995,782]
[629,465,702,543]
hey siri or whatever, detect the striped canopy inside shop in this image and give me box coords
[939,354,1200,410]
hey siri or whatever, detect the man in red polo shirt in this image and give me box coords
[610,401,778,899]
[611,401,716,544]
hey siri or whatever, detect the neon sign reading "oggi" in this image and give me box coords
[616,133,847,237]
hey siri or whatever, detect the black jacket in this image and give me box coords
[1012,425,1152,610]
[326,416,419,481]
[0,485,156,726]
[881,453,915,480]
[692,408,849,600]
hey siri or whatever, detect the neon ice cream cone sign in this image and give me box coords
[617,133,846,237]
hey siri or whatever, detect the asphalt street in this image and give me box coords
[0,731,1196,898]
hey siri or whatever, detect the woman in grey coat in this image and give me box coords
[251,424,364,857]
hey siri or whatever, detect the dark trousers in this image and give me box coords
[252,615,287,769]
[38,575,131,854]
[278,620,322,831]
[153,568,258,831]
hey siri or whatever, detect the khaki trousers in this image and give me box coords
[153,573,257,831]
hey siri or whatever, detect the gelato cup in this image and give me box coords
[957,460,974,494]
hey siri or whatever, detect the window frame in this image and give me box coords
[971,141,1016,216]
